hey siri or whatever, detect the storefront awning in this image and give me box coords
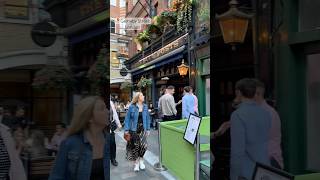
[131,54,184,76]
[130,45,186,76]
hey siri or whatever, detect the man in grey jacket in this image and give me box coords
[158,86,181,122]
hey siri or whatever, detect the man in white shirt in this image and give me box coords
[110,100,122,166]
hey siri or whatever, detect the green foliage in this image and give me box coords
[136,77,152,90]
[136,30,151,44]
[198,8,210,22]
[87,47,109,95]
[175,0,193,33]
[32,65,75,91]
[147,24,162,35]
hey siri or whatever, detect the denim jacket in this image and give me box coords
[124,103,151,131]
[48,131,110,180]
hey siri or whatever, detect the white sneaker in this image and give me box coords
[139,159,145,170]
[134,162,140,172]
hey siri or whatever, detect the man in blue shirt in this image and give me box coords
[230,78,271,180]
[182,86,195,119]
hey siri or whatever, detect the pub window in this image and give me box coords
[299,0,320,31]
[306,53,320,171]
[111,0,117,6]
[111,20,116,33]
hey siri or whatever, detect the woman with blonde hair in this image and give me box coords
[124,92,151,172]
[49,96,110,180]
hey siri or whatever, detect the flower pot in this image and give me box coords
[142,41,149,48]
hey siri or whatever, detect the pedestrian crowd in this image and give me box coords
[0,84,200,179]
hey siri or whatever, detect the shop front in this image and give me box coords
[126,33,190,119]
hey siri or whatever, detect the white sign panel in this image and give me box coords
[112,17,151,30]
[183,113,202,145]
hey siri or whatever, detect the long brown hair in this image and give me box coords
[131,92,143,105]
[67,96,102,136]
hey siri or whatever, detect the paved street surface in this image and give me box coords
[110,129,177,180]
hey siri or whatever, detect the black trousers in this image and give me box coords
[162,115,176,122]
[110,131,116,160]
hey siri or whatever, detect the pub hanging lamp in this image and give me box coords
[216,0,253,50]
[177,59,189,76]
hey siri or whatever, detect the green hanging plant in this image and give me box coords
[135,30,151,44]
[198,8,210,22]
[147,24,162,35]
[87,47,109,95]
[174,0,193,33]
[136,77,152,90]
[32,65,75,91]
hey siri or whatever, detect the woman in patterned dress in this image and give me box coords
[124,92,151,172]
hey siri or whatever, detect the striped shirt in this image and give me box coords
[0,135,10,179]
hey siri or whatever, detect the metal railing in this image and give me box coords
[126,28,183,69]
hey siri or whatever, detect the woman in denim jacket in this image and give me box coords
[49,96,111,180]
[124,92,151,172]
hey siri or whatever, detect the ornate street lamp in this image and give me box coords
[177,59,189,76]
[216,0,253,50]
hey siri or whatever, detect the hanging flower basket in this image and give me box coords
[136,77,152,90]
[87,47,109,95]
[173,0,193,33]
[32,65,75,91]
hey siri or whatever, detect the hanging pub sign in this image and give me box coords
[133,33,188,69]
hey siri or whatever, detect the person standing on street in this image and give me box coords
[124,92,151,172]
[110,99,122,166]
[182,86,195,119]
[49,96,111,180]
[189,86,199,115]
[158,86,181,121]
[0,123,27,180]
[230,78,271,180]
[254,79,284,169]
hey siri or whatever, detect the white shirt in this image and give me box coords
[110,101,121,128]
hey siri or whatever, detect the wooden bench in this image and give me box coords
[23,156,56,180]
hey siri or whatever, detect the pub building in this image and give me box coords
[43,0,108,121]
[125,30,190,119]
[212,0,275,178]
[192,0,211,118]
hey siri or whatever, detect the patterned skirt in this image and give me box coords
[126,123,147,161]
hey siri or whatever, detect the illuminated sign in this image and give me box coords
[67,0,107,26]
[133,33,188,69]
[4,0,28,19]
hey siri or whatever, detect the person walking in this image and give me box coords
[254,79,284,169]
[230,78,271,180]
[49,96,111,180]
[48,123,67,153]
[182,86,195,119]
[110,99,122,166]
[189,86,199,115]
[0,123,27,180]
[124,92,151,172]
[158,86,181,122]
